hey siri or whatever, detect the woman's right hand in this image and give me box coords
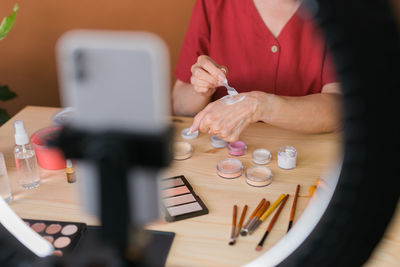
[190,55,227,97]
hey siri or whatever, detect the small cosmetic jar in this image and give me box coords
[217,158,243,179]
[210,135,228,148]
[252,148,272,164]
[245,166,273,187]
[228,141,247,156]
[181,128,199,140]
[173,142,193,160]
[30,126,66,170]
[277,145,297,169]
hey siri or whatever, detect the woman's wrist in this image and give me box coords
[245,91,275,123]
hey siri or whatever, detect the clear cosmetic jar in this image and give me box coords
[173,142,193,160]
[245,166,273,187]
[228,141,247,156]
[217,158,243,179]
[277,145,297,169]
[181,128,199,140]
[210,135,228,148]
[252,148,272,164]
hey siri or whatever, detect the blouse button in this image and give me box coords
[271,45,278,53]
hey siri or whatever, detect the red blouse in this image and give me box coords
[174,0,337,100]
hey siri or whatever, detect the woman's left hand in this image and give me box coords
[189,91,266,142]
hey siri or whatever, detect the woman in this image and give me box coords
[172,0,342,142]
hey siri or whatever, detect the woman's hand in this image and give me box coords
[190,55,227,97]
[189,91,267,142]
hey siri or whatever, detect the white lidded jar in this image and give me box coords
[13,120,40,189]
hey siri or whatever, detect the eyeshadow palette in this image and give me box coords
[160,175,208,222]
[23,218,86,257]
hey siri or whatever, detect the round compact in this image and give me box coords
[173,142,193,160]
[216,158,243,179]
[210,135,228,148]
[228,141,247,156]
[181,128,199,140]
[277,145,297,169]
[252,148,272,164]
[245,166,273,187]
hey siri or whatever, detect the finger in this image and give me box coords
[198,56,226,82]
[189,103,214,133]
[190,76,214,89]
[199,115,213,133]
[191,67,219,86]
[220,65,229,76]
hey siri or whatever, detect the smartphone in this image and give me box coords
[56,30,170,224]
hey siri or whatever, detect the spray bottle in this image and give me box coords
[13,120,40,189]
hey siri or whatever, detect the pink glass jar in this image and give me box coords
[228,141,247,156]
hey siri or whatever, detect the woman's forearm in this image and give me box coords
[254,90,343,133]
[172,80,212,116]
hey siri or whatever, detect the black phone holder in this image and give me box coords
[51,125,173,265]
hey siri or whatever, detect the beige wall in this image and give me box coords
[0,0,196,117]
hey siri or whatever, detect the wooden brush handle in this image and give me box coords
[290,185,300,221]
[232,205,237,226]
[250,198,265,219]
[237,205,248,229]
[256,201,270,219]
[267,194,289,231]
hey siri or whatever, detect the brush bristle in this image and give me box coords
[229,239,236,246]
[255,245,262,251]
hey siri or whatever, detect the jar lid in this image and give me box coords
[245,166,273,187]
[173,142,193,160]
[252,148,272,164]
[210,135,227,148]
[181,128,199,140]
[216,158,243,179]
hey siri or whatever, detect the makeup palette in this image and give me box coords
[160,175,208,222]
[23,218,86,257]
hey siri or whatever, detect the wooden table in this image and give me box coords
[0,106,398,266]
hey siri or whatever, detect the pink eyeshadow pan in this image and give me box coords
[61,224,78,236]
[31,223,46,233]
[54,236,71,248]
[163,194,196,207]
[162,186,190,198]
[167,202,202,217]
[160,178,184,189]
[45,224,62,234]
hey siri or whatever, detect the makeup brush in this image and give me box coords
[229,205,237,245]
[249,194,286,235]
[243,201,270,236]
[240,198,265,236]
[230,205,248,245]
[255,194,289,251]
[288,184,300,232]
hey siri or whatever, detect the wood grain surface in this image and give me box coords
[1,106,398,266]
